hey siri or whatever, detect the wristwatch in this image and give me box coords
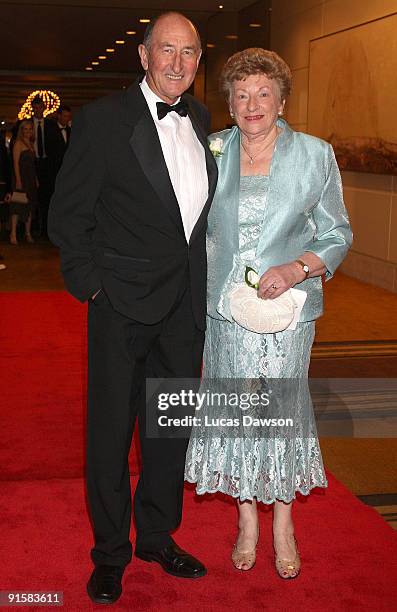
[295,259,310,280]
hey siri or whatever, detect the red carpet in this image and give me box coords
[1,475,397,611]
[1,291,396,610]
[0,291,140,481]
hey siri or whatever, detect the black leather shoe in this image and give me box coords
[135,543,207,578]
[87,564,124,604]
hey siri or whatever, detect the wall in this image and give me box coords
[205,10,239,131]
[271,0,397,292]
[205,1,271,131]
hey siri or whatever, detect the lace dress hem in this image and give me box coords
[185,475,328,505]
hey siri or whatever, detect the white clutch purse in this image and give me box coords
[10,190,28,204]
[228,267,299,334]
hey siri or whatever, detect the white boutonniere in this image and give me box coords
[209,137,223,158]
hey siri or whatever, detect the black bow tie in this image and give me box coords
[156,99,188,120]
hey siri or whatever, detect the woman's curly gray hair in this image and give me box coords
[220,48,292,102]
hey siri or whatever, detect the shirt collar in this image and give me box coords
[140,76,181,121]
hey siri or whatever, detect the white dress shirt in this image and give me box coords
[140,77,208,242]
[33,117,46,158]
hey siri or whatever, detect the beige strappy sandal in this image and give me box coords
[232,543,257,571]
[231,529,259,571]
[274,537,301,579]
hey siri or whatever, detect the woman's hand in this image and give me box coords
[257,263,304,300]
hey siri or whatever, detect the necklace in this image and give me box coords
[241,132,278,165]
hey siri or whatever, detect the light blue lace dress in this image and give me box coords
[185,175,327,504]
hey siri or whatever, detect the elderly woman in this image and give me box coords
[185,48,352,578]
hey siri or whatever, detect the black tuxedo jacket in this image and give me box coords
[48,79,218,330]
[46,121,70,176]
[33,117,57,158]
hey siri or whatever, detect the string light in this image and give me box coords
[18,90,61,120]
[139,18,150,23]
[84,26,140,73]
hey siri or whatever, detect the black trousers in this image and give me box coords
[87,281,204,568]
[35,158,54,235]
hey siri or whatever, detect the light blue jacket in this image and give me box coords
[207,119,353,322]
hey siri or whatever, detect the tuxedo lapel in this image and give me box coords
[124,81,217,243]
[124,81,185,237]
[186,99,218,245]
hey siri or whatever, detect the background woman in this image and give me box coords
[10,119,37,245]
[185,48,352,579]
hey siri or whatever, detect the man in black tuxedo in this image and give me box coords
[48,12,217,605]
[31,96,58,236]
[50,105,72,177]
